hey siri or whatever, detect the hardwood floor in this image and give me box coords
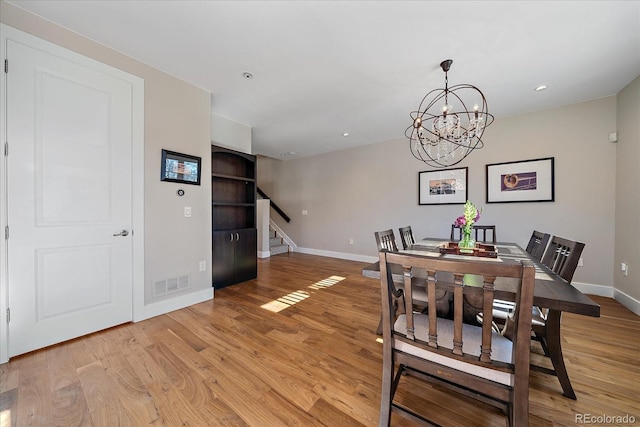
[1,252,638,426]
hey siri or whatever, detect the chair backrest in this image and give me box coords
[525,230,551,262]
[379,250,535,426]
[374,229,398,252]
[450,224,497,243]
[398,226,415,250]
[540,236,585,283]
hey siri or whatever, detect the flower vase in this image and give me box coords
[459,228,475,253]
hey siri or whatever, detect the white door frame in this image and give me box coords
[0,24,145,363]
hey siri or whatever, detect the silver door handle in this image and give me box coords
[235,233,240,241]
[113,230,129,237]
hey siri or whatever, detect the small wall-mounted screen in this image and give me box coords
[161,149,201,185]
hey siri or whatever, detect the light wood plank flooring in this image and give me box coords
[1,253,638,426]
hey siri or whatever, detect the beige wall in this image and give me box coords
[211,113,252,155]
[1,2,213,307]
[615,75,640,307]
[259,96,618,291]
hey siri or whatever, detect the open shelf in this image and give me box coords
[211,151,255,180]
[212,176,255,205]
[212,205,255,230]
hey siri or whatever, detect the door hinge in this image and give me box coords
[4,59,7,73]
[6,308,9,324]
[4,226,8,240]
[4,142,8,156]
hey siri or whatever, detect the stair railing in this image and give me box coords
[257,187,291,223]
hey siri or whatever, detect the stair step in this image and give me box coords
[269,237,283,246]
[270,244,289,255]
[268,227,288,255]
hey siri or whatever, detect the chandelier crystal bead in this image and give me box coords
[405,59,494,168]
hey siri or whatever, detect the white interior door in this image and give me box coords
[6,37,135,357]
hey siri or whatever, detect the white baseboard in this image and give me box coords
[293,246,377,263]
[140,287,214,321]
[258,250,270,259]
[613,288,640,316]
[572,281,614,298]
[570,282,640,315]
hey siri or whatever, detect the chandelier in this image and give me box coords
[405,59,494,168]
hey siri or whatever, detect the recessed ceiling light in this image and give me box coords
[342,132,349,137]
[534,85,548,92]
[242,72,253,79]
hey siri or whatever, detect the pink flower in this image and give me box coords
[454,216,466,226]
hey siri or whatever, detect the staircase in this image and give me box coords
[269,227,289,256]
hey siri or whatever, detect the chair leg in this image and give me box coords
[510,395,529,427]
[511,374,530,426]
[376,316,383,335]
[533,331,550,356]
[379,352,394,426]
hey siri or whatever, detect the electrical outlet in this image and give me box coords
[184,206,192,217]
[349,238,354,245]
[199,260,206,272]
[302,209,308,216]
[621,262,629,277]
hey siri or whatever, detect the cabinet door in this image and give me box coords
[235,229,257,283]
[212,230,236,288]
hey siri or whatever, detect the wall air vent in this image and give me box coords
[153,275,190,297]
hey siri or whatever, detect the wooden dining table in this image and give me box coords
[361,238,601,400]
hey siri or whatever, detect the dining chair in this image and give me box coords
[531,236,585,355]
[540,236,585,283]
[525,230,551,262]
[450,224,497,243]
[378,250,535,427]
[483,235,583,330]
[398,226,415,250]
[374,229,399,252]
[373,229,429,335]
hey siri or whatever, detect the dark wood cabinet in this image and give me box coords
[211,229,257,288]
[211,145,257,289]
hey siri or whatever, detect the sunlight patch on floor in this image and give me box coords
[1,410,12,427]
[261,275,346,312]
[308,275,345,290]
[261,290,310,313]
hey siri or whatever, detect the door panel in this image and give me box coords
[235,229,257,283]
[36,245,112,318]
[38,71,112,224]
[7,39,134,357]
[212,230,236,288]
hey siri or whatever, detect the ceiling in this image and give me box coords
[7,1,640,160]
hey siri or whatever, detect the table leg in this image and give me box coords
[545,310,576,400]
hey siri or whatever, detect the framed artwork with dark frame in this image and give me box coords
[486,157,554,203]
[418,167,468,205]
[160,149,201,185]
